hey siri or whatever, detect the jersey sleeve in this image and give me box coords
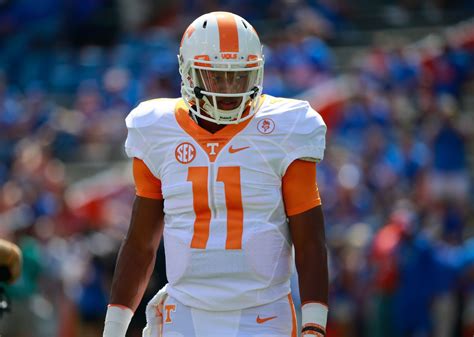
[282,159,321,216]
[124,100,166,180]
[280,102,327,176]
[133,158,163,200]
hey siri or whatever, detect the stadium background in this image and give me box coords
[0,0,473,336]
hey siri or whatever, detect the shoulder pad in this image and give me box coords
[125,98,178,128]
[124,98,178,160]
[257,97,325,136]
[258,96,309,117]
[259,98,327,175]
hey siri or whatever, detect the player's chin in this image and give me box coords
[216,97,243,110]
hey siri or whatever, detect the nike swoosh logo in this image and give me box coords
[228,145,250,154]
[256,315,277,324]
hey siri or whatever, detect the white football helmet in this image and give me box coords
[179,11,264,124]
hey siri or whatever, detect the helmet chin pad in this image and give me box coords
[202,95,245,122]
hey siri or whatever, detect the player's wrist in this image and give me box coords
[301,302,328,337]
[103,304,134,337]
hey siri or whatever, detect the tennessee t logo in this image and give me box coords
[228,145,250,154]
[164,304,176,323]
[207,142,219,155]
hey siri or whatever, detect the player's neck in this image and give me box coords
[189,106,227,134]
[196,116,227,134]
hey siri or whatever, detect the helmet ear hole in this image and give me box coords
[203,20,207,29]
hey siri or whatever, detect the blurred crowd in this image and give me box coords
[311,24,474,337]
[0,1,474,337]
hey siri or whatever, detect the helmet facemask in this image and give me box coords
[180,56,264,124]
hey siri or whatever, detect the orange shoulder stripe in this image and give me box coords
[133,158,163,200]
[282,160,321,216]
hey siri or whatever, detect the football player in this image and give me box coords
[103,11,328,337]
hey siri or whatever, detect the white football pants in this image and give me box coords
[143,293,297,337]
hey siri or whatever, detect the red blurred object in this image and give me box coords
[64,168,134,231]
[371,222,404,292]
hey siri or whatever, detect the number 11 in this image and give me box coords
[187,166,243,250]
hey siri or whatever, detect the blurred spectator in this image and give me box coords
[430,96,470,203]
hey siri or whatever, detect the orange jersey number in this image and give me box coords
[187,166,243,250]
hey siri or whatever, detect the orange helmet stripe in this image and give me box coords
[180,25,196,47]
[215,12,239,53]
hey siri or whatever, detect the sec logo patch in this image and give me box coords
[175,142,196,164]
[257,118,275,134]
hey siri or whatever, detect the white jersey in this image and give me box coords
[125,95,327,311]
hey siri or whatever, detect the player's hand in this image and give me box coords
[0,239,22,283]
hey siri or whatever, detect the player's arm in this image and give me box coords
[103,158,164,337]
[283,160,329,337]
